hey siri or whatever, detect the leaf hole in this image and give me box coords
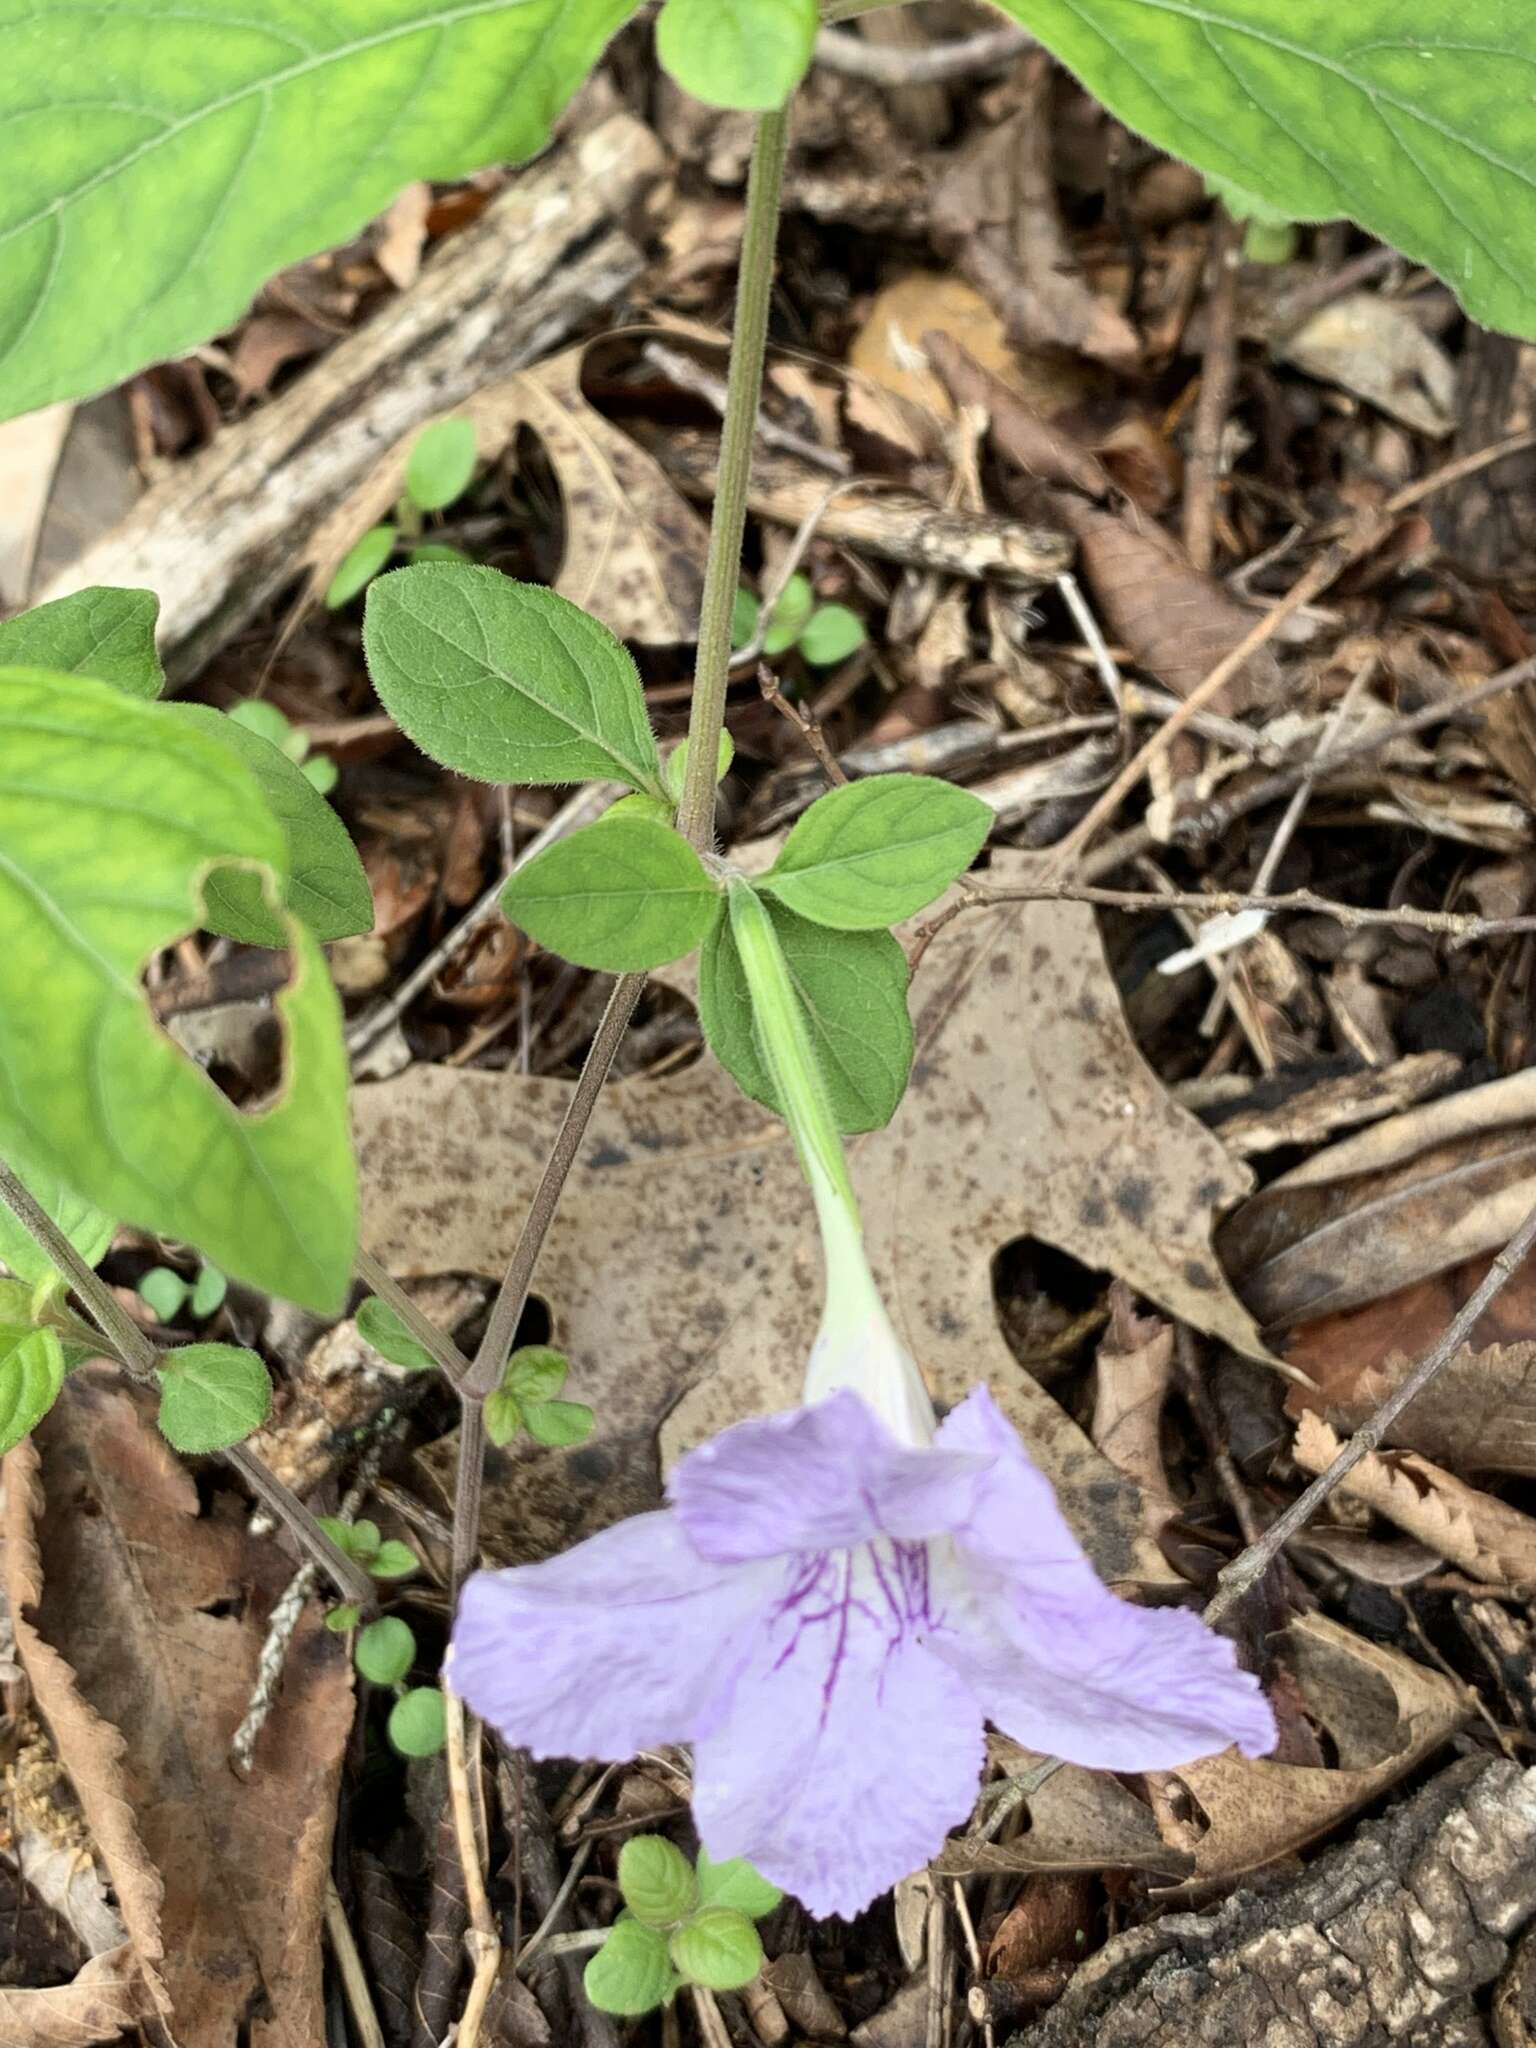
[196,1592,247,1623]
[991,1236,1111,1388]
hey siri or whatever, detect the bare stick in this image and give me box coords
[814,21,1033,84]
[1184,210,1242,573]
[445,1697,501,2048]
[0,1158,373,1607]
[326,1878,388,2048]
[1205,1192,1536,1626]
[758,663,848,786]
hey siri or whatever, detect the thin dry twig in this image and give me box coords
[1205,1191,1536,1625]
[445,1698,501,2048]
[813,21,1033,84]
[1183,210,1242,574]
[758,662,848,786]
[326,1878,388,2048]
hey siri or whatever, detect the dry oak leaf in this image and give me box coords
[359,866,1265,1581]
[1293,1411,1536,1587]
[2,1377,354,2048]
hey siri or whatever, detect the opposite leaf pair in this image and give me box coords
[586,1836,782,2016]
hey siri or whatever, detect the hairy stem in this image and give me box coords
[444,107,793,1592]
[0,1158,374,1608]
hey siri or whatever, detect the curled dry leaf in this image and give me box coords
[933,1736,1191,1883]
[1293,1411,1536,1588]
[1091,1298,1177,1522]
[0,1944,149,2048]
[1277,292,1458,439]
[358,851,1264,1582]
[2,1378,354,2046]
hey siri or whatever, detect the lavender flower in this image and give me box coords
[449,880,1275,1916]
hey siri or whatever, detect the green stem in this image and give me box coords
[675,103,791,849]
[0,1158,374,1609]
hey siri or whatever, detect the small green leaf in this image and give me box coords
[0,1151,116,1295]
[405,418,478,513]
[695,1850,782,1920]
[730,588,761,648]
[798,605,865,668]
[0,1326,65,1456]
[619,1836,699,1929]
[228,700,293,748]
[302,754,339,796]
[599,793,675,828]
[189,1264,228,1319]
[356,1296,439,1374]
[325,1603,360,1634]
[699,897,912,1134]
[523,1398,594,1448]
[324,1517,381,1563]
[663,732,734,804]
[483,1385,525,1447]
[355,1616,417,1686]
[364,566,665,794]
[137,1267,190,1322]
[388,1686,447,1758]
[169,704,374,946]
[500,815,720,971]
[406,542,473,566]
[367,1540,419,1581]
[656,0,816,112]
[762,774,991,930]
[0,588,164,699]
[156,1343,272,1453]
[0,670,358,1312]
[763,574,815,657]
[669,1908,763,1992]
[584,1919,678,2016]
[327,526,399,610]
[506,1345,570,1403]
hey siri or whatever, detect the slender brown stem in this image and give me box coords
[1205,1192,1536,1626]
[0,1157,374,1608]
[355,1245,472,1382]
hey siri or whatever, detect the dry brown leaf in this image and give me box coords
[0,1943,149,2047]
[1278,292,1457,438]
[1051,494,1282,710]
[474,344,710,643]
[1091,1305,1176,1519]
[1152,1612,1467,1894]
[0,401,73,604]
[360,854,1264,1579]
[1293,1412,1536,1586]
[846,273,1088,427]
[228,312,331,403]
[933,1738,1190,1881]
[373,179,432,290]
[925,331,1112,501]
[2,1378,354,2046]
[1222,1068,1536,1327]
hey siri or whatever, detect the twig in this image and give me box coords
[641,339,847,477]
[814,20,1032,83]
[0,1158,374,1608]
[345,782,615,1063]
[326,1878,388,2048]
[1205,1192,1536,1626]
[355,1246,473,1383]
[1056,571,1123,708]
[516,1838,594,1968]
[1183,210,1242,573]
[445,1696,501,2048]
[758,663,848,785]
[692,1986,735,2048]
[951,1880,994,2048]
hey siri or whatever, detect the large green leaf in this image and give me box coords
[760,774,991,931]
[0,588,164,699]
[998,0,1536,338]
[0,1147,116,1295]
[169,705,374,944]
[0,0,642,421]
[364,565,665,795]
[0,1326,66,1457]
[0,667,357,1310]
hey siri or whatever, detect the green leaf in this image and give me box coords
[189,1263,228,1318]
[0,0,646,421]
[663,731,734,804]
[599,793,675,828]
[0,1327,65,1456]
[302,754,339,796]
[699,897,912,1134]
[325,1602,360,1633]
[695,1850,782,1920]
[506,1344,570,1404]
[0,588,163,699]
[356,1295,438,1373]
[523,1398,594,1447]
[388,1686,447,1758]
[618,1836,699,1929]
[763,574,815,657]
[798,604,865,668]
[228,700,293,748]
[0,1151,116,1295]
[0,668,358,1312]
[993,0,1536,340]
[326,525,399,610]
[320,1515,380,1563]
[137,1267,190,1322]
[364,566,664,795]
[355,1615,416,1686]
[168,704,374,945]
[405,541,472,566]
[656,0,816,111]
[762,774,991,930]
[584,1918,678,2016]
[405,418,478,513]
[483,1385,525,1447]
[730,588,760,648]
[668,1908,763,1993]
[156,1341,272,1453]
[500,814,720,971]
[367,1539,419,1580]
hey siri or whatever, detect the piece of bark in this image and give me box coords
[655,429,1071,584]
[1007,1757,1536,2048]
[35,114,666,686]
